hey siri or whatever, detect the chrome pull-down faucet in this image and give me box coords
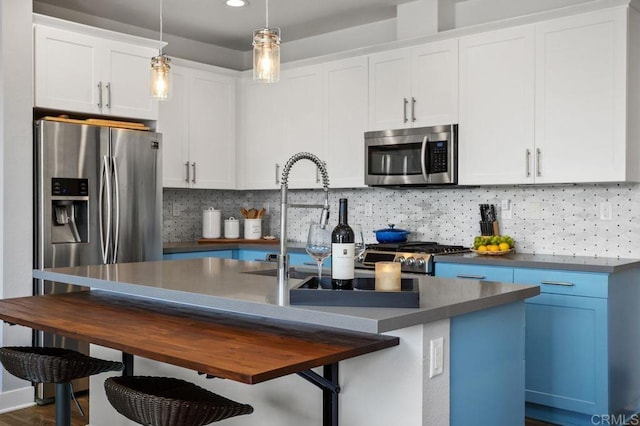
[278,152,330,304]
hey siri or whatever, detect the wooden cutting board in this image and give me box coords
[198,238,279,245]
[43,116,150,131]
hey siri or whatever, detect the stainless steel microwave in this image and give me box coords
[365,125,458,187]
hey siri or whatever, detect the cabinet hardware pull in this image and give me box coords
[97,82,103,108]
[536,148,542,177]
[192,162,196,183]
[184,162,190,183]
[540,280,574,287]
[526,149,531,177]
[457,274,485,279]
[275,163,280,185]
[403,98,408,123]
[411,97,416,122]
[105,83,111,109]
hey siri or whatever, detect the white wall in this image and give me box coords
[0,0,36,403]
[453,0,592,28]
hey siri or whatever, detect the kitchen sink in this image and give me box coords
[244,268,318,280]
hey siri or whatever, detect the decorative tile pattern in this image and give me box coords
[163,183,640,258]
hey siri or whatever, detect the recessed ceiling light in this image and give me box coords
[226,0,248,7]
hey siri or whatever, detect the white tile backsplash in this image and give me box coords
[163,183,640,258]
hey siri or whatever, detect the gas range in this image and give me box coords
[355,241,470,275]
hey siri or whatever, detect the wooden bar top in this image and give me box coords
[0,291,398,384]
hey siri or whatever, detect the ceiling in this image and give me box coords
[33,0,417,51]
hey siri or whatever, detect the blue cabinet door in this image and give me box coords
[525,293,608,415]
[235,249,329,267]
[163,250,234,260]
[435,262,514,283]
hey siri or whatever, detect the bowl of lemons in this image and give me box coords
[471,235,515,255]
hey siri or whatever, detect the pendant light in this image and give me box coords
[150,0,172,100]
[252,0,280,83]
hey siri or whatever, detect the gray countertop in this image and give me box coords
[33,258,539,334]
[165,242,640,273]
[163,241,306,254]
[433,252,640,273]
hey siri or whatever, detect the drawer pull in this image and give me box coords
[457,274,485,279]
[540,280,574,287]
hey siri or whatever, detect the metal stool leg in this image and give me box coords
[55,382,71,426]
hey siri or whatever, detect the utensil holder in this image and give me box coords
[244,219,261,240]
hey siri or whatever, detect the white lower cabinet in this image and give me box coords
[159,62,237,189]
[459,6,640,185]
[34,19,159,120]
[239,56,368,190]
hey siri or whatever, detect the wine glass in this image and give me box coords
[305,223,332,280]
[352,224,366,260]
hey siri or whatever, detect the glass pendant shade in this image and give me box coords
[150,54,172,100]
[253,28,280,83]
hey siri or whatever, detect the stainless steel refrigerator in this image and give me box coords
[33,119,162,401]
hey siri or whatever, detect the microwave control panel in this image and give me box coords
[427,141,448,173]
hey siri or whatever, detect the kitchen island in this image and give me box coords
[27,258,539,426]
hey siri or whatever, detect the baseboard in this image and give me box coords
[0,386,35,413]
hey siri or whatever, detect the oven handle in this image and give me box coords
[420,135,429,183]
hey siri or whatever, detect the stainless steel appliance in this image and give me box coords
[34,119,162,401]
[365,125,457,187]
[355,241,469,275]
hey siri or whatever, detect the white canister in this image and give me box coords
[244,218,262,240]
[202,208,221,238]
[224,217,240,239]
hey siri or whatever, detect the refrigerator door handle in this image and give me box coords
[99,155,112,264]
[112,156,120,264]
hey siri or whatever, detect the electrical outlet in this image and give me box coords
[172,203,182,217]
[600,202,612,221]
[264,202,270,215]
[364,203,373,217]
[501,199,513,220]
[429,337,444,378]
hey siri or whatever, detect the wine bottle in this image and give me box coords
[331,198,355,288]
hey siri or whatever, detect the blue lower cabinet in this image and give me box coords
[435,262,513,283]
[450,301,526,426]
[163,250,234,260]
[525,293,608,419]
[234,249,325,267]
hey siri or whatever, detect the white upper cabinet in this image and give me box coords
[239,78,283,190]
[368,39,458,131]
[158,67,189,188]
[323,56,368,188]
[34,21,158,119]
[281,65,324,189]
[158,63,237,189]
[239,56,369,190]
[460,5,639,185]
[458,26,536,185]
[534,7,629,183]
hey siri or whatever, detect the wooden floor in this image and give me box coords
[0,398,634,426]
[0,394,88,426]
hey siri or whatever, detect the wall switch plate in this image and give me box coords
[172,203,182,217]
[600,202,612,221]
[501,199,513,220]
[429,337,444,378]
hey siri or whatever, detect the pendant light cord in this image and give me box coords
[265,0,269,28]
[159,0,164,54]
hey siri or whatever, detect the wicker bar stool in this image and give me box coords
[104,376,254,425]
[0,346,123,426]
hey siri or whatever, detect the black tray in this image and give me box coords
[290,277,420,308]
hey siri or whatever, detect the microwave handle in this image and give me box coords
[420,135,429,182]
